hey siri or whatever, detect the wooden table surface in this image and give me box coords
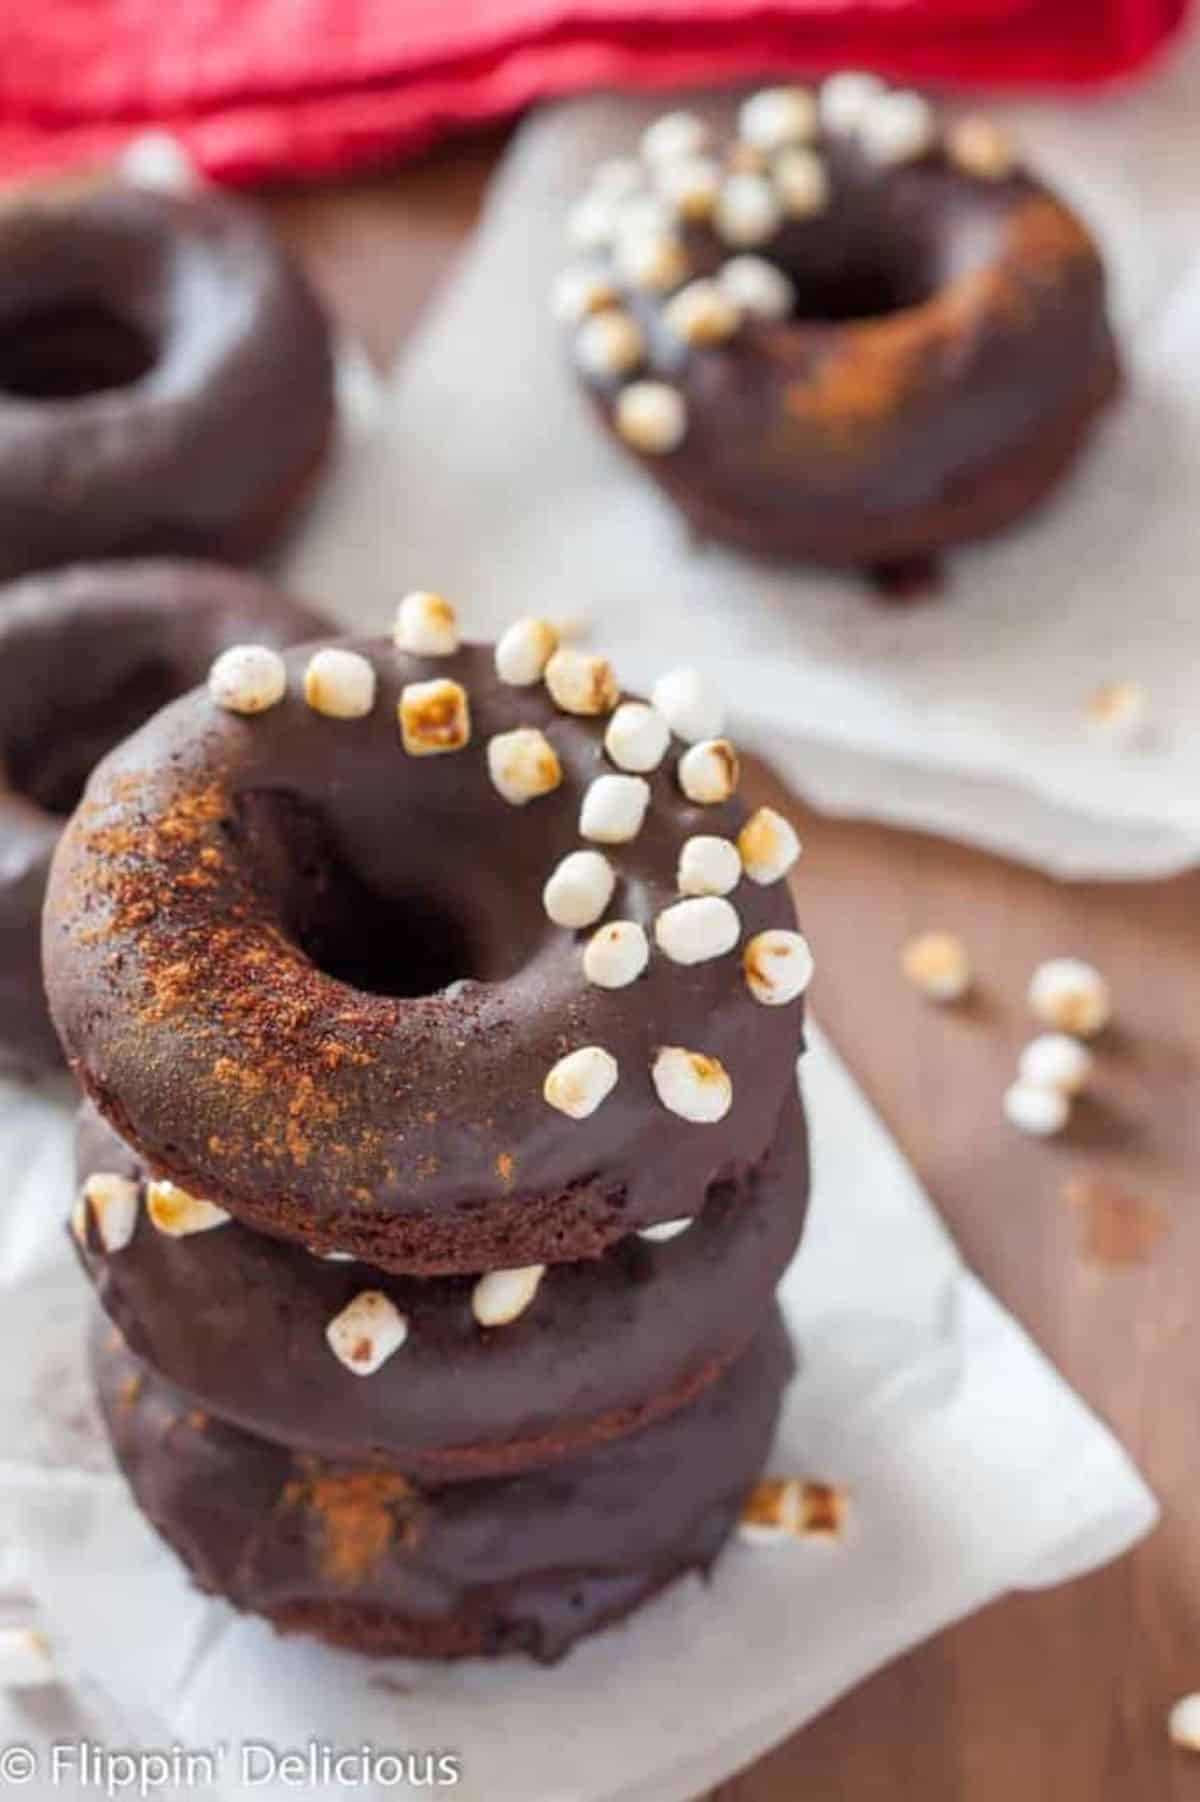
[265,145,1200,1802]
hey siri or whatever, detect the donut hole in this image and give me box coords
[784,257,934,323]
[0,301,156,401]
[7,655,180,816]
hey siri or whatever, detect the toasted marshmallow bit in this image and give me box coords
[394,589,460,656]
[580,773,652,844]
[819,70,887,133]
[948,116,1015,182]
[738,1478,848,1545]
[398,678,471,755]
[0,1626,55,1689]
[638,1216,694,1243]
[641,110,711,166]
[655,154,722,221]
[652,1046,733,1123]
[583,920,651,989]
[551,266,618,327]
[1169,1695,1200,1753]
[545,645,619,715]
[663,278,741,347]
[543,849,616,928]
[120,130,199,193]
[208,643,287,715]
[605,701,670,772]
[472,1264,546,1328]
[615,229,689,294]
[303,647,377,720]
[774,146,831,219]
[487,728,562,805]
[901,929,971,1002]
[1019,1033,1094,1097]
[678,738,740,805]
[566,193,619,252]
[615,191,676,242]
[495,616,559,687]
[77,1173,139,1253]
[677,834,742,896]
[655,895,740,965]
[1085,678,1149,744]
[544,1045,619,1119]
[575,309,644,380]
[326,1290,409,1376]
[1004,1079,1070,1138]
[717,254,796,321]
[146,1179,230,1238]
[737,806,801,884]
[614,381,688,455]
[714,173,783,248]
[1028,957,1112,1037]
[652,667,725,742]
[859,90,937,166]
[744,930,814,1005]
[738,86,818,153]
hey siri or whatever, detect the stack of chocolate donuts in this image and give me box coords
[45,595,815,1661]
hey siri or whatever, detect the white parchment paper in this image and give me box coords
[0,1027,1155,1801]
[285,34,1200,879]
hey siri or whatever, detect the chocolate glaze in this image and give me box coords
[75,1088,807,1475]
[0,185,334,581]
[94,1307,794,1662]
[576,131,1117,567]
[0,561,327,1074]
[46,639,806,1273]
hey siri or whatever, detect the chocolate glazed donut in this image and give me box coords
[558,82,1118,581]
[45,628,810,1274]
[0,561,328,1074]
[0,185,335,580]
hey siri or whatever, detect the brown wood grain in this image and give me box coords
[263,143,1200,1802]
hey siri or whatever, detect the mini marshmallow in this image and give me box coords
[774,147,830,219]
[655,154,722,221]
[208,643,287,715]
[859,90,937,166]
[738,1478,849,1545]
[552,265,619,324]
[472,1265,546,1328]
[575,309,644,379]
[678,738,740,804]
[819,70,887,133]
[652,1046,733,1123]
[1019,1033,1094,1097]
[615,230,689,294]
[678,835,742,896]
[615,192,677,242]
[637,1216,694,1243]
[0,1627,55,1689]
[655,895,740,965]
[605,701,670,772]
[590,156,645,201]
[651,668,725,742]
[744,929,814,1005]
[543,849,617,928]
[580,773,652,844]
[1028,958,1112,1037]
[901,930,971,1002]
[1085,678,1149,744]
[119,130,199,192]
[737,806,801,883]
[662,279,741,346]
[487,728,563,805]
[544,646,619,715]
[326,1290,409,1375]
[948,117,1015,182]
[738,86,818,153]
[566,193,619,251]
[641,110,712,166]
[398,678,471,755]
[614,381,688,455]
[1169,1695,1200,1753]
[394,590,460,656]
[714,173,783,248]
[1003,1080,1070,1138]
[146,1180,230,1237]
[495,616,559,686]
[544,1045,619,1118]
[77,1172,139,1253]
[302,647,377,720]
[584,921,650,989]
[717,254,796,320]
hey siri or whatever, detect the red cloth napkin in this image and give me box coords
[0,0,1187,186]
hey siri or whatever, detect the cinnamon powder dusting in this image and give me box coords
[283,1465,427,1587]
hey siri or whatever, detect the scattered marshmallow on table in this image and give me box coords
[487,727,562,804]
[655,896,741,965]
[652,1046,733,1123]
[1085,679,1149,745]
[1028,958,1112,1037]
[394,589,460,656]
[0,1627,55,1689]
[1019,1033,1094,1096]
[544,1046,619,1118]
[543,850,616,928]
[743,930,814,1005]
[678,738,740,804]
[472,1265,545,1327]
[207,644,286,715]
[1168,1695,1200,1753]
[583,921,650,989]
[303,647,376,720]
[580,774,652,844]
[326,1291,409,1375]
[1003,1080,1070,1138]
[638,1216,694,1243]
[605,701,670,772]
[652,668,725,743]
[614,381,688,455]
[678,835,742,896]
[901,930,971,1002]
